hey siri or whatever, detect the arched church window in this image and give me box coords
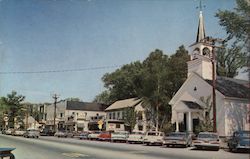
[193,48,200,59]
[202,47,211,57]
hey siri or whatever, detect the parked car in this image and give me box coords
[98,131,112,141]
[88,131,101,140]
[127,131,145,144]
[79,131,90,140]
[54,131,74,138]
[192,132,220,150]
[111,131,129,142]
[163,132,192,147]
[12,129,26,136]
[228,130,250,152]
[23,128,40,138]
[143,131,164,146]
[5,129,14,135]
[40,129,55,136]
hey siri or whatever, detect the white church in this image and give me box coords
[169,8,249,136]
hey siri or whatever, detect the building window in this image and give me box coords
[122,111,125,119]
[112,112,116,119]
[116,124,120,128]
[109,113,112,119]
[60,113,63,118]
[138,112,143,120]
[117,112,120,119]
[44,113,47,121]
[138,125,143,131]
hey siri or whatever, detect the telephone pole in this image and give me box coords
[203,36,224,132]
[52,94,59,132]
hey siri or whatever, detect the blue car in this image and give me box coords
[228,131,250,152]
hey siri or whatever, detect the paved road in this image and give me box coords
[0,134,249,159]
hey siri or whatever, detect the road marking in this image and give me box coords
[62,152,89,158]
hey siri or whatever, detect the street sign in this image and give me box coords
[98,120,103,130]
[3,117,9,122]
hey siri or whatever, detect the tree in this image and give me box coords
[215,0,250,50]
[1,91,25,128]
[215,0,249,77]
[196,96,213,133]
[216,43,248,77]
[101,61,143,103]
[93,90,112,105]
[123,107,138,132]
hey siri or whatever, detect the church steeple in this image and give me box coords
[187,0,213,80]
[196,1,206,42]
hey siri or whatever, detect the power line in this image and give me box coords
[0,65,122,75]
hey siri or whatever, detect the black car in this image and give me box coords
[40,129,55,136]
[228,131,250,152]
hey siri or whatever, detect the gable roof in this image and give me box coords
[105,98,141,111]
[182,101,203,110]
[66,101,108,111]
[206,76,249,99]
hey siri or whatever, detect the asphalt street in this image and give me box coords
[0,134,249,159]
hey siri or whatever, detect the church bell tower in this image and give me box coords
[187,1,214,80]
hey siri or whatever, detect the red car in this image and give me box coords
[98,131,112,141]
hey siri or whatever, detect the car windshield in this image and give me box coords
[148,132,160,136]
[168,133,186,137]
[239,131,250,138]
[198,133,218,139]
[131,132,143,135]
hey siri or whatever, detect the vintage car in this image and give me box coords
[23,128,40,138]
[98,131,112,141]
[127,131,145,144]
[12,129,26,136]
[163,132,192,147]
[54,131,74,138]
[79,131,90,140]
[228,130,250,152]
[192,132,220,150]
[5,129,14,135]
[40,129,55,136]
[143,131,164,146]
[111,131,129,142]
[88,131,101,140]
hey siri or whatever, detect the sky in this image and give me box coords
[0,0,240,103]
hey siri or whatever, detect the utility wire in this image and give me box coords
[0,65,122,74]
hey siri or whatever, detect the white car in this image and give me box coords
[88,131,101,140]
[143,131,164,145]
[192,132,220,150]
[13,130,26,136]
[111,131,129,142]
[127,131,145,144]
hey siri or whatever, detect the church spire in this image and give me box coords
[196,0,206,43]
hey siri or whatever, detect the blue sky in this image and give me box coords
[0,0,237,103]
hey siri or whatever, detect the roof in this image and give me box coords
[105,98,141,111]
[206,76,249,99]
[182,101,203,110]
[66,101,108,111]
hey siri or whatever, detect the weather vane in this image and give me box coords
[196,0,206,11]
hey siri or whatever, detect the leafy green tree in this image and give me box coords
[1,91,25,128]
[196,96,213,133]
[215,0,250,50]
[101,61,143,103]
[216,43,247,77]
[215,0,249,77]
[93,90,112,105]
[123,107,138,132]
